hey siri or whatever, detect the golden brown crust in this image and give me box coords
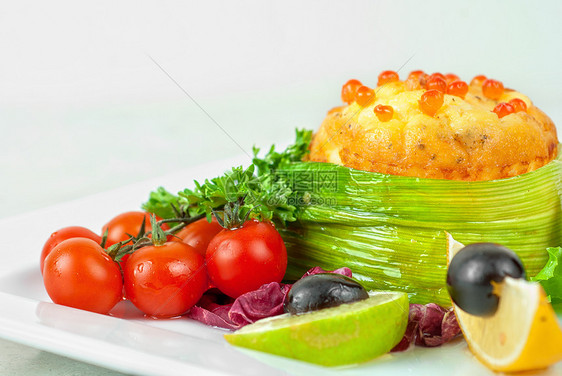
[308,81,558,181]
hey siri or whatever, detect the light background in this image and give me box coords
[1,0,561,220]
[0,0,561,374]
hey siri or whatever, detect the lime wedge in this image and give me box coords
[224,291,408,367]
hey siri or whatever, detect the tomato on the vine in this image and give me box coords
[40,226,102,274]
[102,211,169,246]
[43,238,123,314]
[123,241,207,318]
[206,220,287,298]
[175,217,223,256]
[103,211,170,268]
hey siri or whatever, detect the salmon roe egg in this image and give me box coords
[508,98,527,113]
[355,86,375,106]
[419,90,444,117]
[378,70,399,86]
[493,102,515,118]
[444,73,460,84]
[470,75,487,86]
[405,70,427,90]
[408,70,426,79]
[405,77,421,90]
[341,79,363,104]
[482,79,504,100]
[428,73,446,81]
[374,105,394,122]
[447,80,469,99]
[426,77,447,93]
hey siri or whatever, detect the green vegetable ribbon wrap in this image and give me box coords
[277,152,562,306]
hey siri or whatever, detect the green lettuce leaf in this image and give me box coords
[531,247,562,303]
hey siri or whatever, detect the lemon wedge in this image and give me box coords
[446,233,562,372]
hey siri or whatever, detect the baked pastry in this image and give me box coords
[308,71,558,181]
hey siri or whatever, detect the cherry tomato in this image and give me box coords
[103,211,170,268]
[206,220,287,298]
[40,226,102,274]
[102,211,169,246]
[123,242,207,318]
[43,238,123,314]
[175,217,223,256]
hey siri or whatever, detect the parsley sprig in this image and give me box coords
[142,129,313,227]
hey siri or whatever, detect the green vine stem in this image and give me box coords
[106,212,206,262]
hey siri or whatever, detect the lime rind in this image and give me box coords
[225,291,409,367]
[236,291,402,333]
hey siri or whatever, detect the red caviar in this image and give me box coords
[374,105,394,122]
[482,79,504,100]
[426,77,447,93]
[406,70,427,90]
[341,79,363,104]
[355,86,375,106]
[444,73,460,84]
[470,75,487,86]
[447,80,469,99]
[405,77,420,90]
[419,90,444,116]
[428,73,446,82]
[408,70,426,79]
[508,98,527,113]
[493,102,515,118]
[378,70,399,86]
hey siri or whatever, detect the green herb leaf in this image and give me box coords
[531,247,562,303]
[142,187,183,220]
[253,128,313,177]
[142,129,313,227]
[179,165,258,221]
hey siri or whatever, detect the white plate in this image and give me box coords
[0,156,560,376]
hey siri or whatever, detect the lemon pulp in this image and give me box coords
[447,234,562,372]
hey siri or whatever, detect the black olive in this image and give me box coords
[446,243,526,316]
[284,273,369,315]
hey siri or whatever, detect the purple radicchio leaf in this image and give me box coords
[301,266,353,278]
[187,266,352,330]
[391,303,461,352]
